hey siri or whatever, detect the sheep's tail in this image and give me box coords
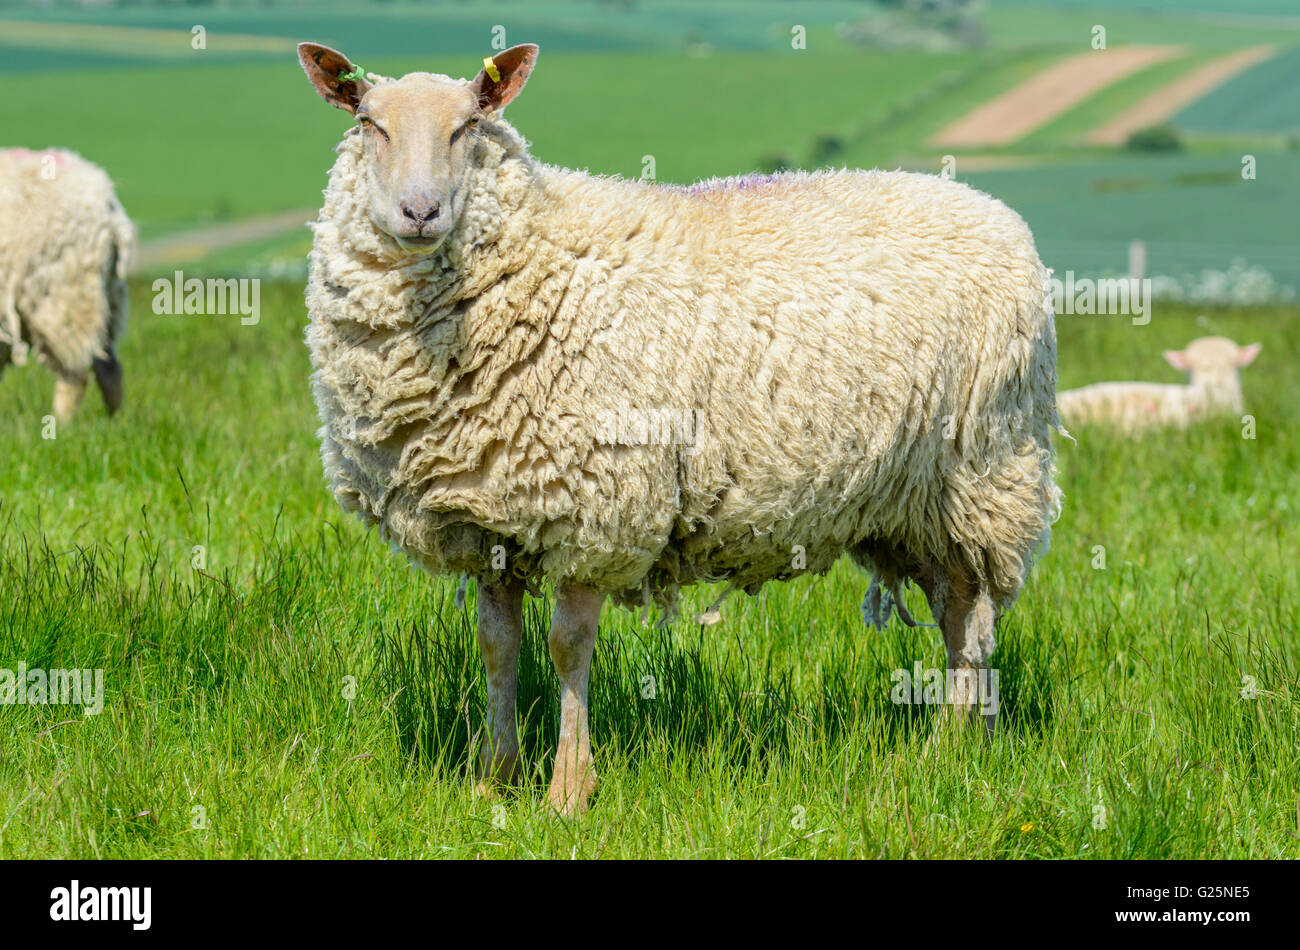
[103,208,135,349]
[92,209,134,415]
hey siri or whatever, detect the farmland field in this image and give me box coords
[1019,50,1212,146]
[0,1,870,57]
[982,1,1300,48]
[0,49,990,239]
[4,2,1298,281]
[964,151,1300,288]
[1176,46,1300,134]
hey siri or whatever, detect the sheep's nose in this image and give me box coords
[401,201,440,225]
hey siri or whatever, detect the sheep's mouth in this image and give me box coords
[394,234,444,254]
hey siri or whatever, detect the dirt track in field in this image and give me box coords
[135,209,315,272]
[1084,45,1278,145]
[930,45,1185,148]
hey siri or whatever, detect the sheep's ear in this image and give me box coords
[472,44,538,113]
[1235,342,1261,367]
[1163,349,1191,371]
[298,42,371,115]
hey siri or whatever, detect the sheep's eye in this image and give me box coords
[451,119,476,144]
[357,115,388,140]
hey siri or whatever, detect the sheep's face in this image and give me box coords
[1164,336,1261,400]
[298,43,539,255]
[352,77,480,251]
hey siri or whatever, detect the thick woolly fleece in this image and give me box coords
[0,148,133,377]
[306,80,1062,615]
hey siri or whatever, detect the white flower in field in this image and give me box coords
[1144,260,1294,306]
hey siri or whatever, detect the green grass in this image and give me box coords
[0,281,1296,858]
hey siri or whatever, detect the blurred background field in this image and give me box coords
[1,0,1297,289]
[0,0,1297,858]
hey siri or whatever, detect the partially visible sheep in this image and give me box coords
[0,148,134,420]
[1057,336,1259,431]
[298,43,1062,814]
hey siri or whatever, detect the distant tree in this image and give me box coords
[810,133,845,167]
[759,152,793,174]
[1125,124,1183,152]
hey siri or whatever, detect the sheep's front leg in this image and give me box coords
[914,566,1000,747]
[930,570,999,736]
[475,576,525,793]
[52,370,88,422]
[945,590,999,735]
[547,584,604,816]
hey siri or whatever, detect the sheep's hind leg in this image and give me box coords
[546,584,604,816]
[52,371,88,422]
[922,567,999,737]
[474,576,526,794]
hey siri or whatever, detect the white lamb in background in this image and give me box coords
[1057,336,1260,431]
[0,148,134,420]
[298,42,1062,814]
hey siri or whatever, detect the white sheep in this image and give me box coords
[1057,336,1259,431]
[298,43,1063,814]
[0,147,133,420]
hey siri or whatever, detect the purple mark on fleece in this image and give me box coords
[682,173,779,196]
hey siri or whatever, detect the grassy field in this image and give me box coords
[0,281,1296,858]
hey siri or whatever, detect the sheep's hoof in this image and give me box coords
[923,702,996,755]
[474,747,520,796]
[546,761,597,817]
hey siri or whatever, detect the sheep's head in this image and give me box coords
[298,42,538,254]
[1164,336,1261,408]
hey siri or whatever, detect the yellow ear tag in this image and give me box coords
[483,57,501,83]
